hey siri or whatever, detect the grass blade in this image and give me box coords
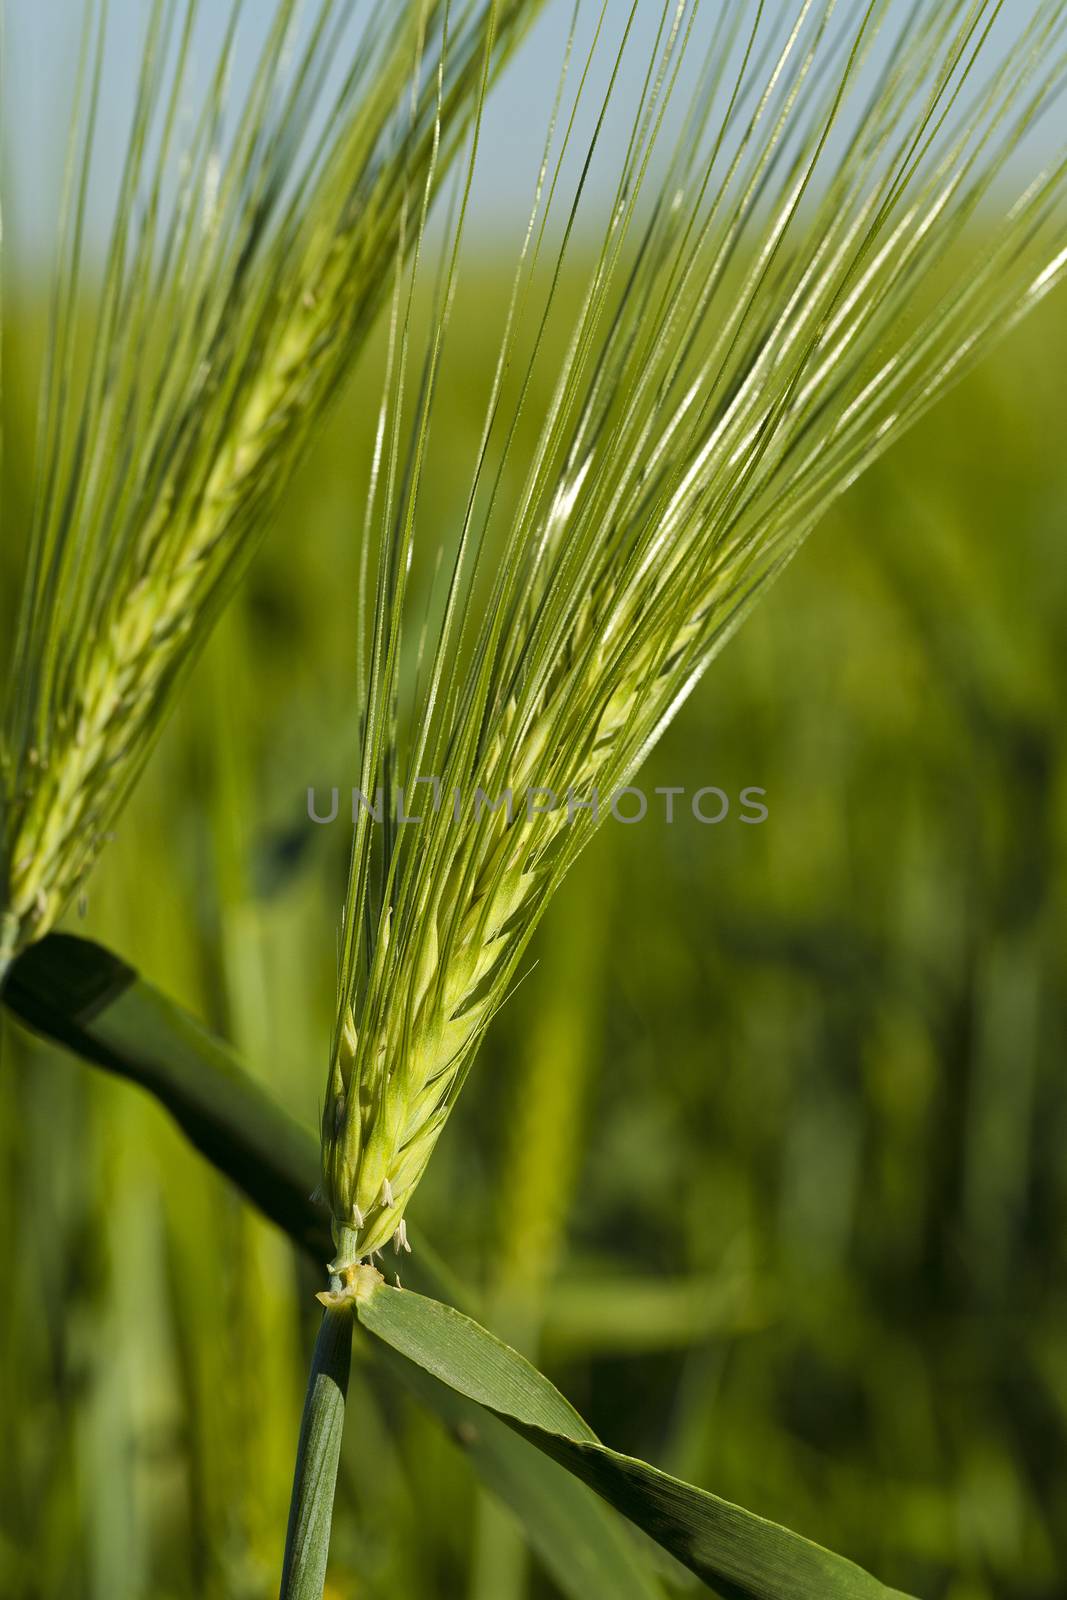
[375,1341,673,1600]
[348,1272,917,1600]
[2,931,327,1255]
[0,930,669,1600]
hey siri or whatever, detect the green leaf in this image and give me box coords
[3,932,913,1596]
[377,1347,673,1600]
[1,931,668,1600]
[353,1276,917,1600]
[3,931,330,1258]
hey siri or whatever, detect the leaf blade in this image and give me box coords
[1,931,668,1600]
[3,931,329,1257]
[354,1277,917,1600]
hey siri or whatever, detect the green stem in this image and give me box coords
[279,1287,353,1600]
[0,914,18,998]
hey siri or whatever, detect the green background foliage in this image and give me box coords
[1,263,1064,1598]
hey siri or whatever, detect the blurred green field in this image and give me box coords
[1,263,1065,1599]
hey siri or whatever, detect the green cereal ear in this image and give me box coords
[0,0,543,971]
[321,0,1067,1260]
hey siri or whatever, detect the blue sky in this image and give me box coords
[3,2,1057,265]
[4,1,664,258]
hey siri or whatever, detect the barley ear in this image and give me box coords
[0,0,542,970]
[319,0,1067,1266]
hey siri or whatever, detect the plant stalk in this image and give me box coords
[279,1285,353,1600]
[0,915,17,999]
